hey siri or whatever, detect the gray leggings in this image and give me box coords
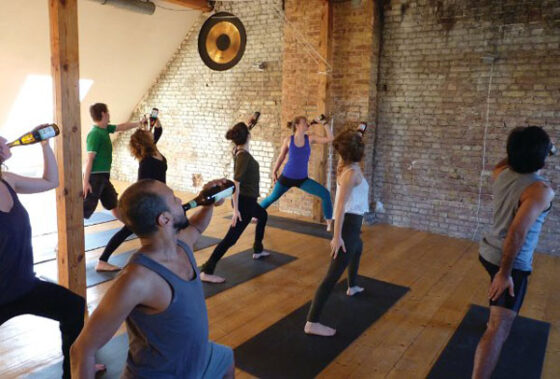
[307,213,363,323]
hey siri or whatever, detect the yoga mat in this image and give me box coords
[26,333,128,379]
[427,304,550,379]
[225,214,332,239]
[84,211,117,227]
[200,249,297,298]
[35,235,222,287]
[32,227,137,264]
[235,276,409,378]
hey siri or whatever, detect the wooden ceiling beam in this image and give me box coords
[159,0,213,11]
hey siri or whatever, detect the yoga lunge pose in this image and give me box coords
[0,137,104,378]
[200,117,269,283]
[260,115,334,230]
[304,128,369,337]
[71,179,234,379]
[96,119,166,272]
[83,102,145,221]
[473,126,555,379]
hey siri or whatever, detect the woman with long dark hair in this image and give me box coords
[260,116,334,230]
[95,119,167,272]
[200,116,268,283]
[304,127,369,336]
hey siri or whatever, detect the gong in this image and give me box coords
[198,12,247,71]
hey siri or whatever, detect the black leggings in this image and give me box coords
[307,213,363,323]
[99,226,133,262]
[0,279,85,379]
[201,195,268,275]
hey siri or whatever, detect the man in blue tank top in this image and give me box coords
[473,126,555,379]
[71,179,234,378]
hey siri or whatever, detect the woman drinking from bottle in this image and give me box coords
[0,136,105,378]
[95,118,167,272]
[304,127,369,337]
[260,115,334,230]
[200,115,268,283]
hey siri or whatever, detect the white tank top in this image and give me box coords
[335,166,370,216]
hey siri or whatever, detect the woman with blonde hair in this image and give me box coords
[95,119,167,272]
[260,115,334,230]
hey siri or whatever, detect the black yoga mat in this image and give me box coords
[234,276,409,378]
[200,249,297,298]
[84,211,117,227]
[27,333,128,379]
[34,235,222,287]
[225,214,332,239]
[427,304,550,379]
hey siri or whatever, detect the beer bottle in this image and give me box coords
[247,111,261,130]
[8,123,60,147]
[357,122,367,136]
[183,180,236,211]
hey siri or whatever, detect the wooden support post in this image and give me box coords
[312,0,332,222]
[49,0,86,298]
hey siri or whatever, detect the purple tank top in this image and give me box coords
[0,179,36,305]
[282,135,311,180]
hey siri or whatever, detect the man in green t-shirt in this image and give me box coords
[83,103,144,228]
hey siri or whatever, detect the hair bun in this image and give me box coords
[226,129,238,141]
[286,121,293,129]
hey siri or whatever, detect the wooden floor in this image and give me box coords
[1,182,559,378]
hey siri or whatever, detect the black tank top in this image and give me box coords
[0,179,36,305]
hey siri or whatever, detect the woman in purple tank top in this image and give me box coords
[260,115,334,230]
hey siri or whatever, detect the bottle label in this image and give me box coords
[212,187,235,202]
[38,127,56,140]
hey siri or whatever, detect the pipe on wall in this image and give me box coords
[88,0,156,15]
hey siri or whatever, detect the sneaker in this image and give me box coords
[252,251,271,260]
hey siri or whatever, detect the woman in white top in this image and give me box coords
[304,127,369,337]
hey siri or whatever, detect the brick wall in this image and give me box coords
[374,0,560,254]
[111,0,284,199]
[280,0,381,217]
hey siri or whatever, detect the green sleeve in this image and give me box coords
[86,131,100,153]
[234,153,249,182]
[107,124,117,133]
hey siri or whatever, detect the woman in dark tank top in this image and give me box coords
[0,135,104,378]
[200,118,269,283]
[95,119,168,272]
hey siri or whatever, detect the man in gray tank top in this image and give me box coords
[473,126,555,379]
[71,179,234,378]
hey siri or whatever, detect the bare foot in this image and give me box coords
[253,251,271,259]
[200,272,226,283]
[346,286,364,296]
[95,363,107,373]
[304,321,336,337]
[95,261,121,272]
[326,219,333,232]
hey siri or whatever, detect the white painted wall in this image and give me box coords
[0,0,200,160]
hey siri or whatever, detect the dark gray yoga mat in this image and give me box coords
[29,250,297,378]
[225,214,332,239]
[84,211,117,227]
[200,249,297,298]
[427,304,550,379]
[34,235,222,287]
[27,333,129,379]
[234,276,409,378]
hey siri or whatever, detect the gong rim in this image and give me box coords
[198,12,247,71]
